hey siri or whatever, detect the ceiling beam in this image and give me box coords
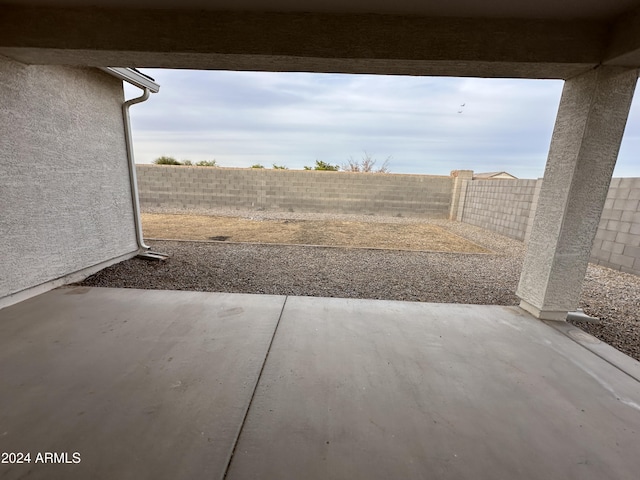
[0,6,608,79]
[604,6,640,67]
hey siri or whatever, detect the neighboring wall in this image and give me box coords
[591,178,640,273]
[459,179,541,242]
[137,165,453,217]
[459,177,640,276]
[136,163,640,275]
[0,56,138,302]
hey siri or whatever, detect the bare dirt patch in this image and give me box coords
[141,213,491,254]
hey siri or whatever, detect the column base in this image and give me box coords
[518,299,567,322]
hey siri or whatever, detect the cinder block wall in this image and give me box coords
[137,164,640,275]
[459,179,541,241]
[590,177,640,274]
[137,165,453,217]
[459,176,640,276]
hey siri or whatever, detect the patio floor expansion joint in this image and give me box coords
[222,295,289,479]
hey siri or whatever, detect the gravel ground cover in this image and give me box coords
[81,208,640,361]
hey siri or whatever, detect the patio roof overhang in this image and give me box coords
[0,1,639,79]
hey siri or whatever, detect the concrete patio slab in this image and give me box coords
[0,287,285,480]
[227,297,640,480]
[1,288,639,479]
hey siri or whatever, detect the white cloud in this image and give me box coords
[125,69,639,178]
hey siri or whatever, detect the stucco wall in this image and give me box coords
[0,56,138,300]
[137,165,453,217]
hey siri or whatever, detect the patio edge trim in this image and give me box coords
[544,320,640,383]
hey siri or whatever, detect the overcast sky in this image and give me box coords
[126,69,639,178]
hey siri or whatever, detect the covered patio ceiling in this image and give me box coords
[1,0,637,18]
[1,0,639,78]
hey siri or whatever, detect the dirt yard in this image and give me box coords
[141,213,491,254]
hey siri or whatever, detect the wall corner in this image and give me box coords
[449,170,473,220]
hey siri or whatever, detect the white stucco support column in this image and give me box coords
[517,66,638,321]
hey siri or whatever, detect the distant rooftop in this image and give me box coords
[474,171,518,179]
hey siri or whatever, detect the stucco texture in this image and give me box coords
[0,55,138,299]
[516,67,637,317]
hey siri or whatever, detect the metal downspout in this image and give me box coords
[123,87,151,251]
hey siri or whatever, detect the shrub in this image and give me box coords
[342,152,391,173]
[182,160,193,166]
[195,160,217,167]
[304,160,339,171]
[251,164,265,169]
[154,156,181,165]
[273,164,288,170]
